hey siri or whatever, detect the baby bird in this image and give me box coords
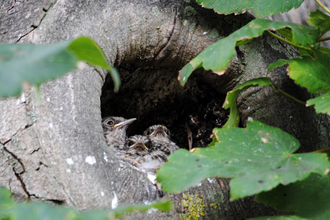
[124,135,162,170]
[126,135,150,159]
[125,134,167,198]
[144,125,179,156]
[102,116,136,156]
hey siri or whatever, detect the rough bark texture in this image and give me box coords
[0,0,329,219]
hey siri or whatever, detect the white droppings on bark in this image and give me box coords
[66,169,71,173]
[66,158,74,165]
[101,191,104,197]
[112,192,118,208]
[85,156,96,165]
[103,152,108,162]
[21,93,26,103]
[49,123,53,128]
[207,178,214,183]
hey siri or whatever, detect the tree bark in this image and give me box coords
[0,0,328,219]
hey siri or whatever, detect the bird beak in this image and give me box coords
[114,118,136,129]
[130,143,149,150]
[151,126,166,137]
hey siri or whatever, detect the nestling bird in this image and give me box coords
[102,116,136,156]
[124,135,164,170]
[125,134,167,198]
[144,124,179,155]
[125,135,150,159]
[143,125,180,197]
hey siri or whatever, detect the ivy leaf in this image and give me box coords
[307,9,330,37]
[255,173,330,220]
[157,119,330,200]
[0,37,120,97]
[178,19,318,86]
[0,187,172,220]
[222,77,272,128]
[196,0,304,18]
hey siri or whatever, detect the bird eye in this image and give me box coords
[107,120,114,126]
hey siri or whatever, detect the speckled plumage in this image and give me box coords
[144,124,179,155]
[123,134,168,172]
[102,116,136,157]
[126,135,150,158]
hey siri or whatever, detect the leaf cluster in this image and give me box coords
[0,187,172,220]
[0,37,120,97]
[158,0,330,219]
[1,0,330,219]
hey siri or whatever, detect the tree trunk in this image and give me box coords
[0,0,328,219]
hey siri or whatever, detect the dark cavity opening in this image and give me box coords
[101,64,229,150]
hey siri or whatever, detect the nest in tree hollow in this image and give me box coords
[101,65,229,150]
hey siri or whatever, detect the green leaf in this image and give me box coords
[255,173,330,219]
[67,37,109,68]
[0,187,172,220]
[156,120,330,200]
[0,187,16,219]
[222,77,272,128]
[268,59,289,73]
[273,50,330,94]
[307,9,330,37]
[0,37,119,97]
[277,28,293,42]
[250,215,308,220]
[306,92,330,115]
[196,0,304,18]
[319,46,330,54]
[178,62,200,86]
[0,41,75,97]
[178,19,318,86]
[111,200,172,218]
[67,37,120,92]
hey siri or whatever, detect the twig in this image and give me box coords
[315,0,330,15]
[266,30,312,52]
[217,177,226,190]
[313,147,330,153]
[185,123,193,151]
[275,87,306,105]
